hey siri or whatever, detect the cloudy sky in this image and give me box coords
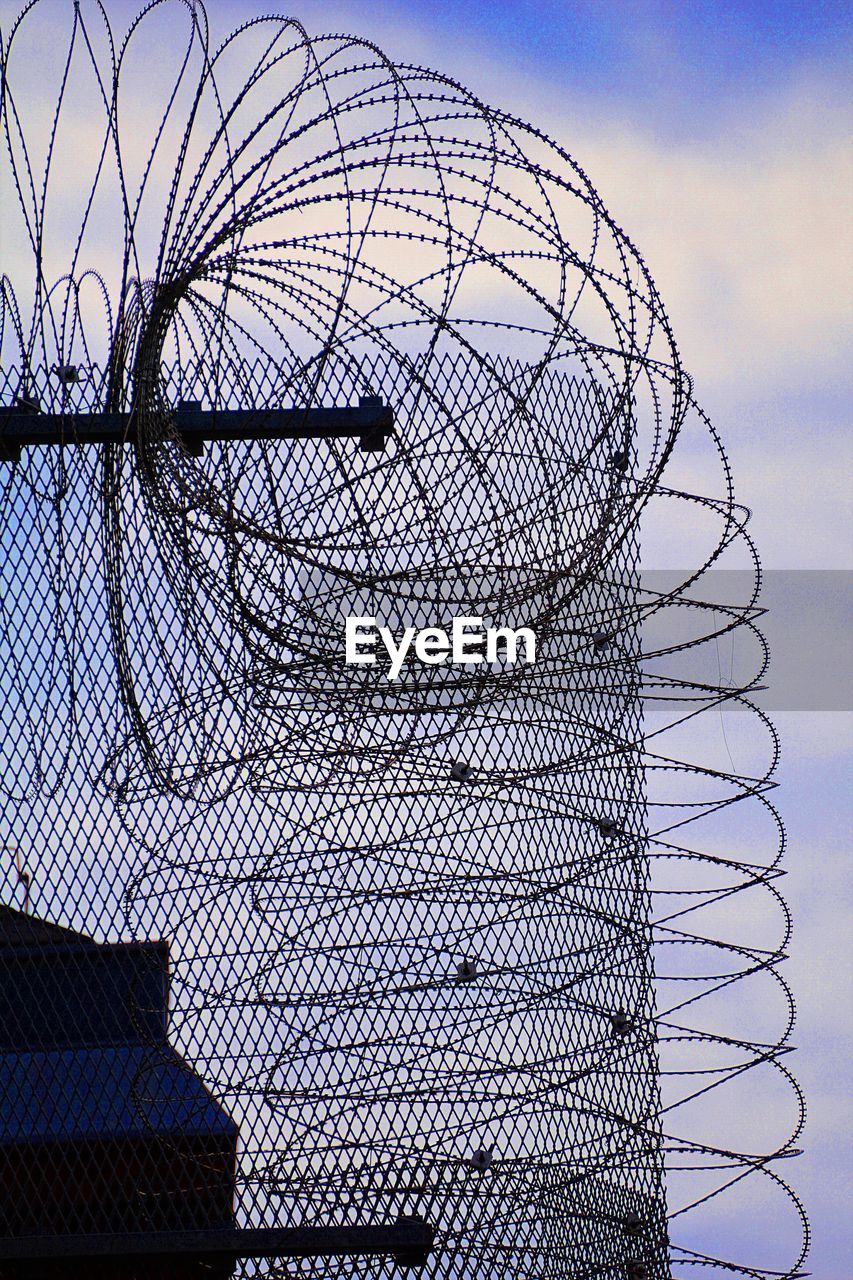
[192,1,851,1269]
[221,2,851,1270]
[1,0,850,1272]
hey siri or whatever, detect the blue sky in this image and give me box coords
[312,0,852,108]
[221,0,853,136]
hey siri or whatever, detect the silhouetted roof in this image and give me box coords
[0,1044,238,1143]
[0,904,96,949]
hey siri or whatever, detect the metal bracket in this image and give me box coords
[0,396,393,462]
[0,1216,435,1276]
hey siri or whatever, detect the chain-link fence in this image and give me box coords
[1,351,667,1278]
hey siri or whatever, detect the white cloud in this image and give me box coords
[414,55,848,407]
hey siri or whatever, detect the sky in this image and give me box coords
[1,0,851,1274]
[199,2,853,1272]
[154,7,850,1271]
[158,0,853,576]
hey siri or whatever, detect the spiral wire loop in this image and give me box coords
[0,3,807,1277]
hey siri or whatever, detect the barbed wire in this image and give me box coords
[0,3,807,1277]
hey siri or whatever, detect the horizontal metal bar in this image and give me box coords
[0,397,392,461]
[0,1218,434,1265]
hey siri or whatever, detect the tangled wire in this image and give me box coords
[0,2,807,1277]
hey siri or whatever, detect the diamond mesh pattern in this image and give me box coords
[0,3,806,1277]
[0,352,667,1279]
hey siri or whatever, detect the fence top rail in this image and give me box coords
[0,1219,435,1264]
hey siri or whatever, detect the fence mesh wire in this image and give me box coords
[0,3,806,1277]
[0,352,668,1278]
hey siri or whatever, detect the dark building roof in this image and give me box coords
[0,905,96,949]
[0,1044,238,1144]
[0,904,238,1242]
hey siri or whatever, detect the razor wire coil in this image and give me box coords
[0,3,807,1278]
